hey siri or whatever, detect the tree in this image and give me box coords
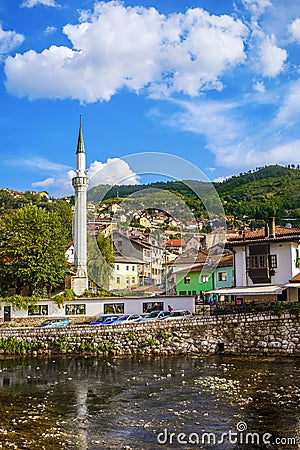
[87,233,114,291]
[50,200,73,240]
[0,205,68,296]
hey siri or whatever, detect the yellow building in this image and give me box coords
[109,260,143,292]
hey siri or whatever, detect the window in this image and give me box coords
[248,255,268,269]
[184,276,191,284]
[143,301,163,313]
[116,264,119,271]
[251,256,258,268]
[201,275,209,283]
[132,266,135,271]
[259,255,267,268]
[269,254,277,268]
[104,303,124,314]
[132,277,135,284]
[218,272,228,281]
[126,265,129,271]
[28,305,48,316]
[116,277,120,284]
[65,304,86,315]
[179,291,186,296]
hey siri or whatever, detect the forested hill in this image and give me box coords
[88,164,300,221]
[216,165,300,219]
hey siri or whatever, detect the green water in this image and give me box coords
[0,356,298,449]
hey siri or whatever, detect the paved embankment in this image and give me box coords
[0,313,299,356]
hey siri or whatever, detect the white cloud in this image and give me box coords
[32,177,55,187]
[166,92,300,172]
[258,34,287,77]
[289,18,300,42]
[45,26,57,35]
[242,0,272,17]
[88,158,140,187]
[0,26,24,59]
[4,1,247,102]
[168,99,240,152]
[213,175,234,183]
[21,0,59,8]
[233,139,300,168]
[275,79,300,126]
[30,158,139,197]
[253,80,265,92]
[8,157,71,172]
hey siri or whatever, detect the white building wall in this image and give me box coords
[235,242,300,287]
[234,247,248,286]
[0,296,195,320]
[270,243,295,284]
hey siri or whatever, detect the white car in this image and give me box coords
[112,314,142,324]
[161,310,193,320]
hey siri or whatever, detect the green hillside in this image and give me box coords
[216,165,300,220]
[87,164,300,223]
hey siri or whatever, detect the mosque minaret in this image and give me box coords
[71,116,89,296]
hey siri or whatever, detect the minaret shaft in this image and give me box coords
[72,117,89,295]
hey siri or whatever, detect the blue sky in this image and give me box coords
[1,0,300,197]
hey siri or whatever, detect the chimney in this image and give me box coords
[264,222,269,238]
[269,217,276,238]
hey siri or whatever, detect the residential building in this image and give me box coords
[186,235,204,252]
[110,259,143,292]
[139,216,151,228]
[109,230,164,291]
[212,219,300,304]
[202,228,226,249]
[165,239,186,255]
[175,253,233,297]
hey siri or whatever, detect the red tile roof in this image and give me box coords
[227,226,300,245]
[175,253,233,273]
[290,273,300,282]
[166,239,186,247]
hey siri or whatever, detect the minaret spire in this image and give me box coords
[76,115,85,154]
[72,116,89,296]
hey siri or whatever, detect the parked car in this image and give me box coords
[37,318,70,328]
[161,310,193,320]
[138,310,171,322]
[112,314,142,324]
[90,314,120,325]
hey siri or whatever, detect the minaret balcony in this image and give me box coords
[72,176,89,188]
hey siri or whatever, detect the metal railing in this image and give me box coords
[195,301,300,317]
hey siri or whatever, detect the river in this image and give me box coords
[0,356,298,449]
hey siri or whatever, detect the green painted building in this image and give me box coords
[175,253,233,296]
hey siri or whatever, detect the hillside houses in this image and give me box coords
[72,196,300,304]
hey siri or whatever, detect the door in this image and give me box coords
[4,306,11,322]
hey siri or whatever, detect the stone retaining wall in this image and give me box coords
[0,313,299,357]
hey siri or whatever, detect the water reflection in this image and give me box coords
[0,356,298,449]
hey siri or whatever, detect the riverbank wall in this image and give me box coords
[0,313,299,357]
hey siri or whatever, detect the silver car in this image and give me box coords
[161,310,192,320]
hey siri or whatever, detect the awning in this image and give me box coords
[208,285,286,296]
[283,283,300,288]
